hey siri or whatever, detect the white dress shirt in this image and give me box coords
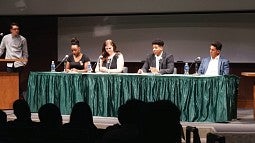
[155,52,163,71]
[205,55,220,75]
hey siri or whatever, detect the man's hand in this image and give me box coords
[149,67,159,74]
[137,69,144,74]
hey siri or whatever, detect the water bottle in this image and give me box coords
[184,62,189,75]
[87,62,92,73]
[51,61,55,72]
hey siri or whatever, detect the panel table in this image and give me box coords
[27,72,239,122]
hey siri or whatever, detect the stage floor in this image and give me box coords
[4,108,255,130]
[3,108,255,143]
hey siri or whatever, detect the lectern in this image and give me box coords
[241,72,255,120]
[0,59,27,109]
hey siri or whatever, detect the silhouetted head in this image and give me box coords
[38,103,62,127]
[141,100,182,143]
[69,102,94,127]
[117,99,145,126]
[13,99,31,120]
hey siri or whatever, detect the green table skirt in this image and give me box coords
[26,72,239,122]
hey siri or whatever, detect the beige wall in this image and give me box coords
[0,0,255,15]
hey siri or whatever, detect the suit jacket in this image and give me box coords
[198,56,229,75]
[141,52,174,74]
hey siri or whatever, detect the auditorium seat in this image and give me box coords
[38,127,89,143]
[206,132,225,143]
[185,126,201,143]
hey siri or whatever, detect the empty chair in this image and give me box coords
[206,133,225,143]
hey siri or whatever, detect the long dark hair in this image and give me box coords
[101,39,119,62]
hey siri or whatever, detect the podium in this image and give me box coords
[0,58,27,109]
[241,72,255,119]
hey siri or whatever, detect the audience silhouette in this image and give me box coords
[37,103,64,143]
[140,100,182,143]
[38,103,63,128]
[63,101,98,143]
[7,99,37,127]
[0,110,7,128]
[3,99,38,143]
[0,110,8,143]
[101,99,145,143]
[0,99,183,143]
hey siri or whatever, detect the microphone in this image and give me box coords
[194,57,201,62]
[99,55,103,60]
[55,55,69,70]
[0,33,3,37]
[189,57,201,66]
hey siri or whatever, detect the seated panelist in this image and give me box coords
[198,41,229,76]
[95,39,124,73]
[65,37,90,73]
[137,39,174,74]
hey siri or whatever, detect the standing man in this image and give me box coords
[137,39,174,74]
[198,41,229,75]
[0,22,29,98]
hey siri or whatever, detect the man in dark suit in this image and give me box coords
[198,41,229,75]
[137,39,174,74]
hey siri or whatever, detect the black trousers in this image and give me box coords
[7,66,25,99]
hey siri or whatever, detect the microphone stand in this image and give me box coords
[63,60,67,72]
[98,56,102,72]
[194,59,201,75]
[92,58,100,73]
[107,59,112,69]
[106,58,112,73]
[93,56,102,72]
[55,55,68,71]
[189,57,201,75]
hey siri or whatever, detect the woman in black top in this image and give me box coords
[65,37,90,73]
